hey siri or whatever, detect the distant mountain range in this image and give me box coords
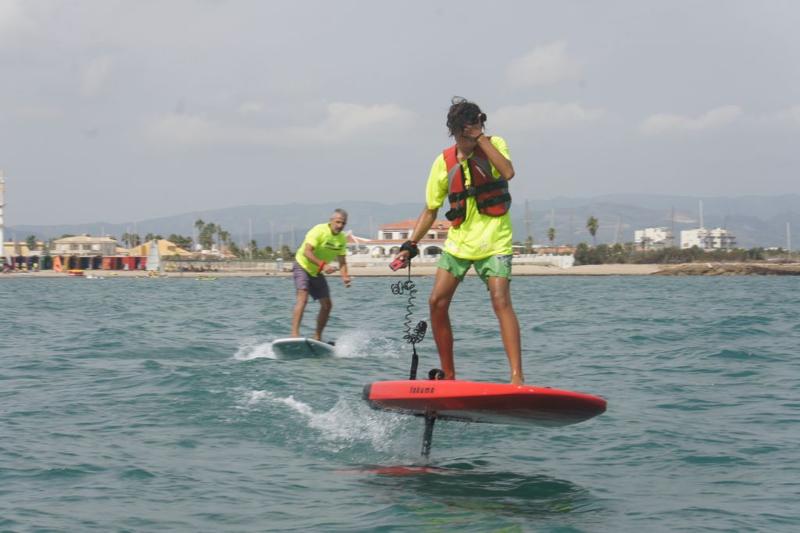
[7,194,800,249]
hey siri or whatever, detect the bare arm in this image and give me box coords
[410,206,438,243]
[337,255,351,287]
[395,206,438,261]
[463,124,515,180]
[304,243,336,274]
[477,135,515,180]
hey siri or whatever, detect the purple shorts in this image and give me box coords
[292,262,330,300]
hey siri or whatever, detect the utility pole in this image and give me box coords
[524,199,533,253]
[670,206,676,247]
[569,210,574,246]
[270,221,275,248]
[699,200,705,229]
[248,218,253,259]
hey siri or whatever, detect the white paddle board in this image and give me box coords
[271,337,336,359]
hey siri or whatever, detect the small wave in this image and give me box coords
[332,330,403,359]
[33,464,105,480]
[233,340,275,360]
[710,348,775,361]
[241,390,274,406]
[233,331,401,360]
[241,389,404,451]
[119,467,156,480]
[715,315,773,327]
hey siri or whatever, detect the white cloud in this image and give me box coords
[238,101,265,115]
[0,0,26,31]
[640,105,742,135]
[144,102,417,148]
[81,55,114,97]
[506,41,581,88]
[292,102,415,142]
[491,102,605,132]
[145,113,245,146]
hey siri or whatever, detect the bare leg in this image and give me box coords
[429,268,460,380]
[314,297,332,341]
[291,290,309,337]
[487,277,524,385]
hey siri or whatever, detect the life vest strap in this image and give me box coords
[445,206,465,222]
[476,193,512,210]
[447,179,507,203]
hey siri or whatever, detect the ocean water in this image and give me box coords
[1,274,798,532]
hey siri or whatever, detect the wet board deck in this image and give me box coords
[271,337,335,359]
[363,380,606,427]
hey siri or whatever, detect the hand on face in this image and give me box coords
[462,122,484,142]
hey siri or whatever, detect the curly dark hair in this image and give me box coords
[446,96,486,137]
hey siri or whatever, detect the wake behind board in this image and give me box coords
[271,337,335,360]
[363,380,606,427]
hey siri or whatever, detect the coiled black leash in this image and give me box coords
[390,257,427,380]
[390,241,446,458]
[389,240,428,379]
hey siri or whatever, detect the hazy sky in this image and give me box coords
[2,0,799,225]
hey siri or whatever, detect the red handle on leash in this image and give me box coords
[389,256,408,271]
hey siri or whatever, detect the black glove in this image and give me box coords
[400,240,419,259]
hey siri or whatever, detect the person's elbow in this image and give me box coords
[502,168,515,180]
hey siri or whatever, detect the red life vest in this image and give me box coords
[443,140,511,228]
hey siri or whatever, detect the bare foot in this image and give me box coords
[510,373,524,386]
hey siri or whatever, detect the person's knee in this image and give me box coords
[489,285,512,312]
[429,293,450,313]
[320,299,333,312]
[491,295,512,314]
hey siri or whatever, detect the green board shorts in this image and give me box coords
[437,252,513,284]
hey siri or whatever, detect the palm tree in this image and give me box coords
[199,223,216,249]
[586,216,599,246]
[547,227,556,246]
[218,229,230,253]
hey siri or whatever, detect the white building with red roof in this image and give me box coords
[345,219,451,260]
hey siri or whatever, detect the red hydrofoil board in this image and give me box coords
[363,380,606,427]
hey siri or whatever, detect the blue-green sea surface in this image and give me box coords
[1,275,799,532]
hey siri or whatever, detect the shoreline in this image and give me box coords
[0,264,661,278]
[4,262,800,278]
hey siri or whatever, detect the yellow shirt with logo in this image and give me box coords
[295,223,347,276]
[425,136,513,260]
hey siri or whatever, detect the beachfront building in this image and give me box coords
[346,219,450,259]
[51,235,119,256]
[2,241,44,257]
[634,227,673,250]
[531,245,576,268]
[680,228,737,250]
[127,239,193,259]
